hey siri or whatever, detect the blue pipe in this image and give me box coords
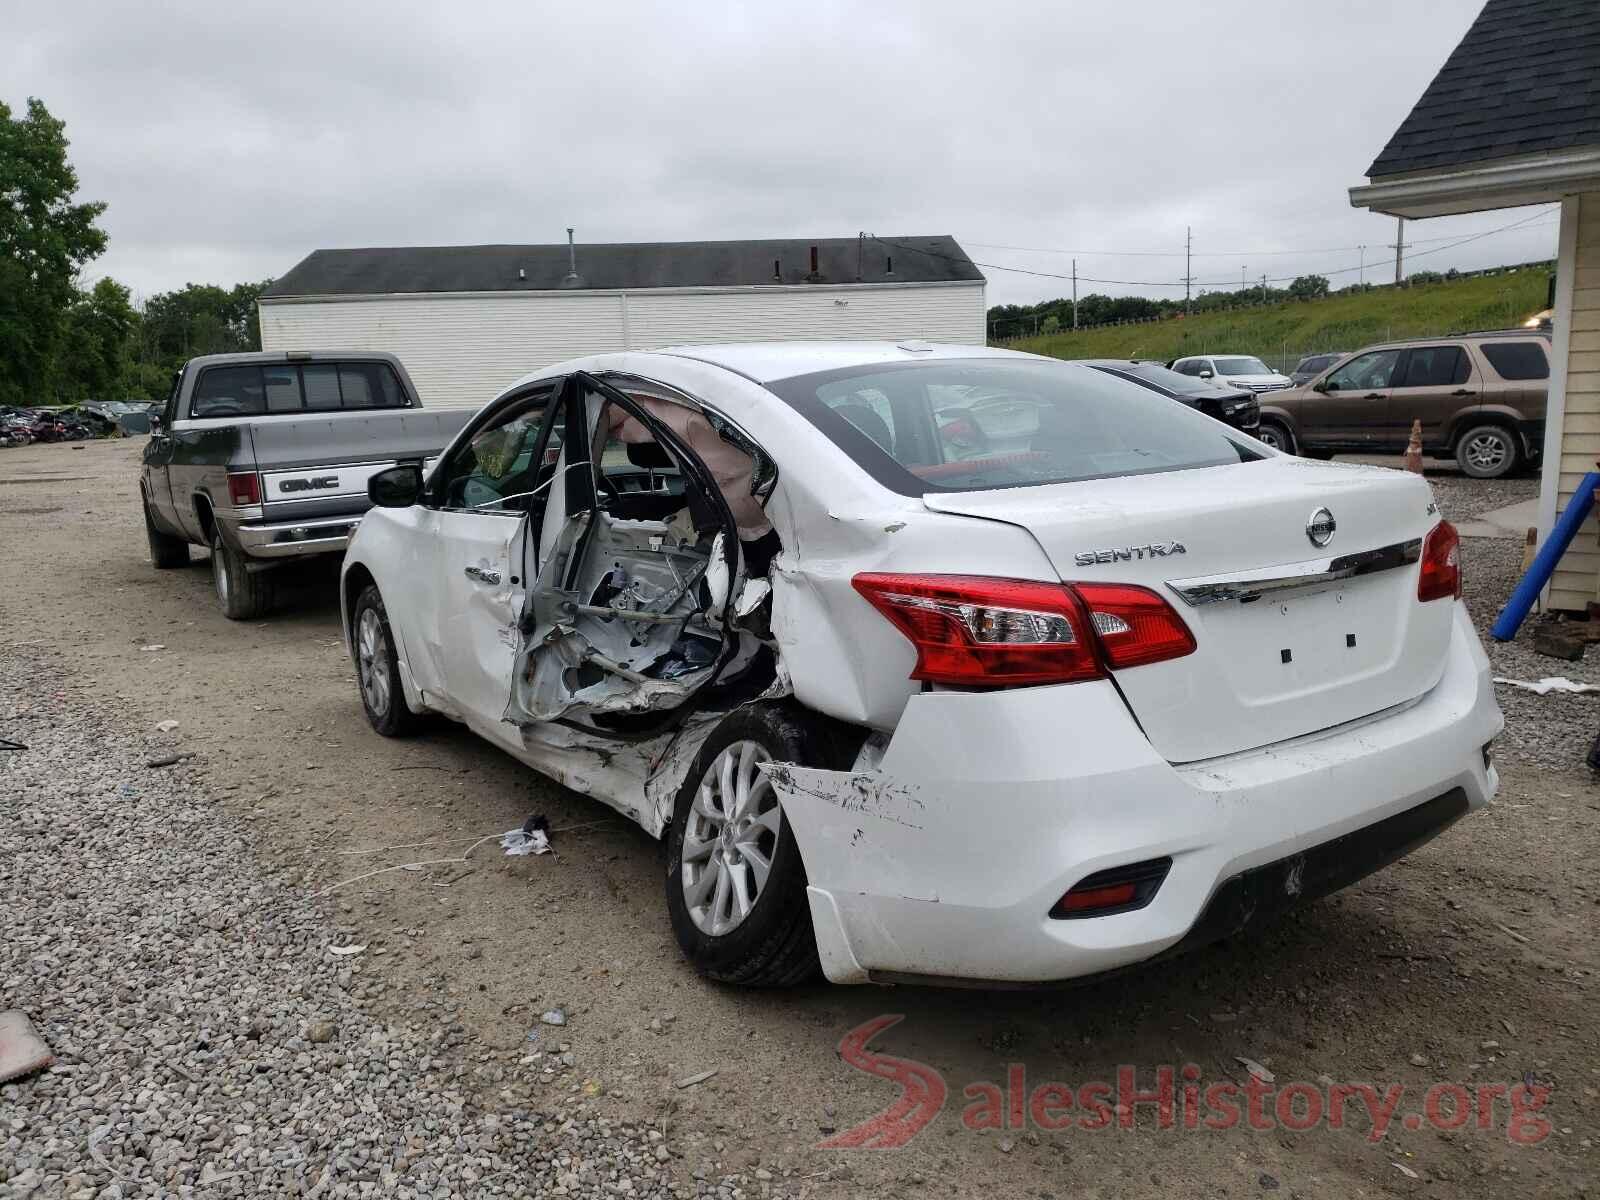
[1491,470,1600,641]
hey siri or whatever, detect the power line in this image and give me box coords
[876,208,1558,292]
[963,213,1558,260]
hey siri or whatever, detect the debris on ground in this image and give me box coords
[1233,1056,1275,1083]
[501,813,552,856]
[674,1068,719,1089]
[327,943,367,957]
[1493,676,1600,695]
[0,1010,53,1083]
[540,1008,567,1027]
[0,738,24,751]
[139,644,165,651]
[1533,623,1588,662]
[145,751,196,768]
[154,719,179,733]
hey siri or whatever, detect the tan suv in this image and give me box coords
[1255,330,1550,478]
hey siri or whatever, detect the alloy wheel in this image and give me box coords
[357,608,392,716]
[1463,431,1510,473]
[680,740,782,936]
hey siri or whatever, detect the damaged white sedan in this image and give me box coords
[342,342,1503,987]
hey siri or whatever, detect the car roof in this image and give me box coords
[650,340,1035,383]
[181,350,407,369]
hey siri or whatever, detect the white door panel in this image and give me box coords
[431,511,529,745]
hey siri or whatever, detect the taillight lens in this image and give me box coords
[851,573,1194,687]
[1073,582,1198,668]
[1417,520,1461,602]
[227,470,262,506]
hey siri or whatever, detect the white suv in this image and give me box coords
[1171,354,1293,394]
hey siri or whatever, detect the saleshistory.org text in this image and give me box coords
[818,1016,1552,1151]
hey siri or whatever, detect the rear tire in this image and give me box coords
[664,704,845,987]
[210,528,273,620]
[1455,423,1520,479]
[352,585,424,736]
[1256,419,1296,455]
[144,493,190,569]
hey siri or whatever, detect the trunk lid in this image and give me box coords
[922,458,1451,762]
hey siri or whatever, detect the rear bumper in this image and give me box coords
[771,603,1502,985]
[233,514,362,558]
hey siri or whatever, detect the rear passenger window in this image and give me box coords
[1399,346,1468,388]
[1480,341,1549,381]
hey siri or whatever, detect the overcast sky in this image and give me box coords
[3,0,1559,309]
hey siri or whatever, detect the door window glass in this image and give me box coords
[1324,350,1400,391]
[1398,346,1467,388]
[1480,341,1549,381]
[436,387,563,513]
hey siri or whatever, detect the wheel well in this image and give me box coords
[192,493,217,543]
[343,563,376,643]
[1450,415,1520,454]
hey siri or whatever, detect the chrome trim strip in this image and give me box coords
[1166,538,1422,607]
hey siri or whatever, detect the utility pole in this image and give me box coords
[1071,258,1078,330]
[1358,244,1365,286]
[1184,226,1193,315]
[1261,273,1268,304]
[1242,266,1248,295]
[1390,217,1407,285]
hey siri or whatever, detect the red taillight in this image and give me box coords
[227,470,262,507]
[850,573,1194,687]
[1417,520,1461,602]
[1057,881,1138,913]
[1072,582,1198,669]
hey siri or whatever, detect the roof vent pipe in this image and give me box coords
[808,244,821,281]
[518,267,526,281]
[885,256,894,276]
[560,227,584,288]
[773,258,781,281]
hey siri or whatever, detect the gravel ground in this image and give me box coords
[2,441,1596,1199]
[0,647,735,1200]
[1427,469,1600,770]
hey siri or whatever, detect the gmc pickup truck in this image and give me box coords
[140,351,472,619]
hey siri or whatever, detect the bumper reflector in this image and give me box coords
[1050,857,1172,920]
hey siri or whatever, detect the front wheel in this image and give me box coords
[352,584,424,736]
[665,705,841,987]
[210,528,273,620]
[1455,424,1520,479]
[1256,419,1296,455]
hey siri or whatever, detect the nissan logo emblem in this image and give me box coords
[1306,506,1337,548]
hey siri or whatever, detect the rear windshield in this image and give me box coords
[190,361,409,418]
[1214,356,1272,376]
[765,359,1262,495]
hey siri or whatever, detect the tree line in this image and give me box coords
[1,96,270,409]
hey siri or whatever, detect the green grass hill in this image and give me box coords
[1007,267,1551,369]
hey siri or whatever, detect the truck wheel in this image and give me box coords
[1256,419,1296,455]
[352,584,424,736]
[664,704,842,988]
[143,494,190,569]
[210,528,273,620]
[1455,424,1520,479]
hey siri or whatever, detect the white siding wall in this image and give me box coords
[1548,192,1600,612]
[259,282,986,410]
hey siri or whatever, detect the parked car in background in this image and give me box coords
[1169,355,1294,394]
[1081,360,1260,433]
[1290,352,1348,386]
[1256,330,1551,478]
[343,340,1500,989]
[140,351,472,619]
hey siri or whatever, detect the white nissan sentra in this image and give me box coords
[341,342,1502,987]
